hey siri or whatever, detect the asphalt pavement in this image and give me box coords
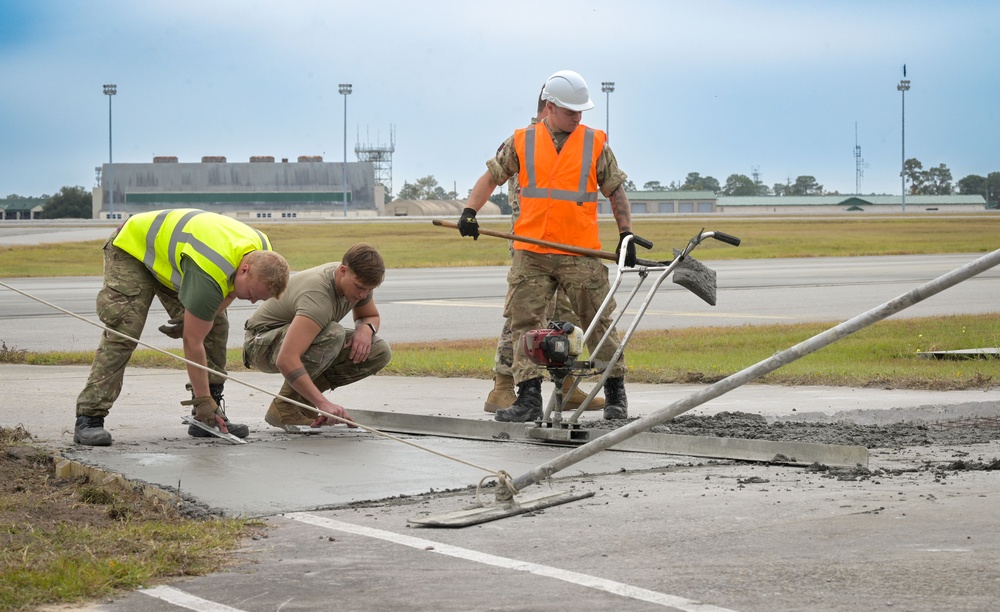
[4,223,1000,610]
[5,363,999,611]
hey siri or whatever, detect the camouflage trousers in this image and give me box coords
[76,234,230,418]
[243,321,392,390]
[494,288,579,377]
[495,204,581,376]
[505,250,626,385]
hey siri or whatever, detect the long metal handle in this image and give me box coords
[510,246,1000,493]
[432,219,657,264]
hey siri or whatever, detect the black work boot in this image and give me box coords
[74,415,113,446]
[495,377,543,423]
[603,377,628,420]
[186,383,250,438]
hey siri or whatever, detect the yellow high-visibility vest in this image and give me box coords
[113,209,272,293]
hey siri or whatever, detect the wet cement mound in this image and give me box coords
[591,411,1000,449]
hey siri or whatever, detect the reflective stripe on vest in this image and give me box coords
[520,125,599,203]
[512,123,605,253]
[113,209,271,292]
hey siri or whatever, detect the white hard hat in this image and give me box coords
[541,70,594,112]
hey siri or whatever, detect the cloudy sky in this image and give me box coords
[1,0,998,199]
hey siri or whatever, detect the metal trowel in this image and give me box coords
[181,415,248,444]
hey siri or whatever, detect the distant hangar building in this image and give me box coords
[616,191,989,214]
[93,155,383,220]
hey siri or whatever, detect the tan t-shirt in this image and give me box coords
[245,263,373,333]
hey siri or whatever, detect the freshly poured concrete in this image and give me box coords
[13,364,995,517]
[63,434,689,516]
[6,364,1000,610]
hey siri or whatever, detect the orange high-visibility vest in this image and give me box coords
[512,123,605,254]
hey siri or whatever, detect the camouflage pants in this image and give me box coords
[75,234,230,418]
[495,199,581,376]
[493,288,580,377]
[505,250,626,385]
[243,321,392,390]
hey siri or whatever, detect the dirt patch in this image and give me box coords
[0,425,261,610]
[1,426,179,544]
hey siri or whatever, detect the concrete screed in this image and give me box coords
[4,363,1000,611]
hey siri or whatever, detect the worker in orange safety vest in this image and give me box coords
[458,69,638,424]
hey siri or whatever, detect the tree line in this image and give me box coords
[395,157,999,215]
[8,157,997,220]
[631,159,999,208]
[2,187,92,219]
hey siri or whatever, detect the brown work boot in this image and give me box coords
[562,375,605,412]
[484,374,517,413]
[265,381,319,431]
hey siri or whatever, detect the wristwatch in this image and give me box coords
[366,322,377,335]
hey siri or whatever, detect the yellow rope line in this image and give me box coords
[0,280,505,480]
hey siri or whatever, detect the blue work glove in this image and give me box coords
[616,232,637,267]
[458,207,480,240]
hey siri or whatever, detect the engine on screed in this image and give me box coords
[521,321,585,367]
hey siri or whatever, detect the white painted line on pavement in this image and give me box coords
[139,585,246,611]
[286,512,738,612]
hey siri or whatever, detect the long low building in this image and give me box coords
[716,194,988,213]
[93,155,381,220]
[0,197,45,220]
[82,170,991,220]
[616,191,989,214]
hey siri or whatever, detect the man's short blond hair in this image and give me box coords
[245,250,289,298]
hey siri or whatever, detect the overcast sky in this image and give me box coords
[2,0,998,199]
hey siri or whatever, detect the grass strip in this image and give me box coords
[3,314,997,390]
[2,215,1000,277]
[0,425,260,611]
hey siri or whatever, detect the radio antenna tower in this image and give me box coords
[854,122,864,194]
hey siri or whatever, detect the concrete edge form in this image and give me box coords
[51,452,182,505]
[352,408,869,468]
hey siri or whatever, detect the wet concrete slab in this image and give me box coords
[5,363,997,519]
[5,364,1000,610]
[60,433,689,516]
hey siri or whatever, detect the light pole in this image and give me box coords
[103,83,117,218]
[897,77,910,212]
[338,83,352,217]
[601,81,614,141]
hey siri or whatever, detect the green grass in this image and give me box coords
[0,424,260,611]
[1,215,997,389]
[382,314,999,390]
[0,517,253,610]
[5,314,995,390]
[2,214,1000,277]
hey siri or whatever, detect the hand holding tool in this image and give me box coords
[432,218,722,305]
[616,232,637,267]
[182,395,224,429]
[457,208,480,240]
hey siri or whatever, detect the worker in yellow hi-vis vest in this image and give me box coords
[74,208,289,446]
